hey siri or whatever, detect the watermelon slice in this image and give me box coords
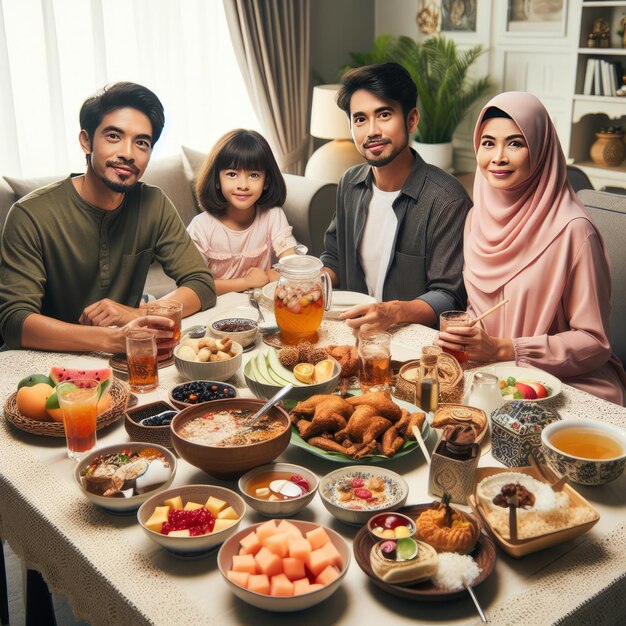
[49,367,111,386]
[47,367,112,407]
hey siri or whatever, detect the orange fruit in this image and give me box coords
[17,383,55,421]
[293,362,315,384]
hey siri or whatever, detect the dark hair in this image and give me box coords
[337,62,417,120]
[195,129,286,217]
[481,107,512,123]
[79,82,165,145]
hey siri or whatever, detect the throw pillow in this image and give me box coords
[4,174,64,200]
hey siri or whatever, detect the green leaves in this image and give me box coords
[342,35,491,144]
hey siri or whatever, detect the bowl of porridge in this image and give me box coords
[170,398,291,479]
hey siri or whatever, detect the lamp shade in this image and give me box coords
[309,85,352,140]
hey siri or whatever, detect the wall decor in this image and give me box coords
[441,0,477,33]
[506,0,567,36]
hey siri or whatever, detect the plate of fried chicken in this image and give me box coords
[287,391,431,463]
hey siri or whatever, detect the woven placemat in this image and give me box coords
[4,379,129,437]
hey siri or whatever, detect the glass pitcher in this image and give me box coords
[464,371,503,419]
[274,255,332,344]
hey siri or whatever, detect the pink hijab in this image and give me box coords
[464,91,595,294]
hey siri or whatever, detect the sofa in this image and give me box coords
[0,145,338,298]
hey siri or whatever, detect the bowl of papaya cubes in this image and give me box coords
[218,518,350,611]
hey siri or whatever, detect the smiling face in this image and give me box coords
[477,117,531,190]
[349,89,418,168]
[218,168,266,213]
[80,107,153,193]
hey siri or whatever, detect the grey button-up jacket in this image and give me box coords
[320,151,471,320]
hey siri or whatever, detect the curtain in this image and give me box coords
[0,0,259,178]
[223,0,311,174]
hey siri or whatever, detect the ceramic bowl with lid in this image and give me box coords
[491,401,561,467]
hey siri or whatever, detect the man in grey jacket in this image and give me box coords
[320,63,471,330]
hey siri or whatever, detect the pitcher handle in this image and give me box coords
[321,272,333,312]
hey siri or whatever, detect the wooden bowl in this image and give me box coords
[170,398,291,479]
[124,400,178,449]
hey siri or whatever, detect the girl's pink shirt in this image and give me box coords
[187,207,296,279]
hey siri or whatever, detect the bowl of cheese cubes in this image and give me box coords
[217,518,350,611]
[137,485,246,558]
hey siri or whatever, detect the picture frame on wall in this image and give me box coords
[441,0,477,33]
[506,0,567,36]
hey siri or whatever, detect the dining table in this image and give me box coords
[1,291,625,626]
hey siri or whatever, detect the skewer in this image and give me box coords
[464,579,488,623]
[470,299,509,326]
[508,493,519,541]
[411,424,431,466]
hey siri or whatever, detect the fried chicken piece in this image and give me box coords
[334,405,378,441]
[346,392,402,422]
[325,344,360,378]
[395,408,412,434]
[405,411,426,438]
[344,407,392,443]
[352,440,379,459]
[381,426,405,456]
[307,436,358,457]
[291,395,353,421]
[300,413,347,440]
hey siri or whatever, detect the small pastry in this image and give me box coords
[415,494,480,554]
[370,538,438,585]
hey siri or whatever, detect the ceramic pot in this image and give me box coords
[411,140,454,172]
[590,133,625,167]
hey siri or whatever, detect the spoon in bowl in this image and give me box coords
[248,290,279,334]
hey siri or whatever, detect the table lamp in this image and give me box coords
[304,84,365,183]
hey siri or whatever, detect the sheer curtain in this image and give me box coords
[0,0,260,178]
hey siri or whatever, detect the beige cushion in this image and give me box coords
[142,153,199,226]
[4,174,63,200]
[180,145,207,187]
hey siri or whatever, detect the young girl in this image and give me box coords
[187,129,296,295]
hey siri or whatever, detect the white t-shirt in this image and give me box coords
[359,184,399,301]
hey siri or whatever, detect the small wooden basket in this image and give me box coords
[124,400,178,449]
[394,353,464,404]
[4,379,129,437]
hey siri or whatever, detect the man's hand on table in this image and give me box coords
[79,298,143,327]
[106,315,175,354]
[339,299,437,332]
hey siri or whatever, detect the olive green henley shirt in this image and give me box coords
[0,176,216,348]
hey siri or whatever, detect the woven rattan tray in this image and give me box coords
[4,378,130,437]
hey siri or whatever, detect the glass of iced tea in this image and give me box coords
[439,310,471,364]
[358,330,392,394]
[146,300,183,360]
[57,379,99,460]
[126,330,159,393]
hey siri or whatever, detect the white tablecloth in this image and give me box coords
[1,293,625,625]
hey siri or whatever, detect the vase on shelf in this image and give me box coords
[590,132,625,168]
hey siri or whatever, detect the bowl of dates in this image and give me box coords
[210,317,258,348]
[168,380,238,409]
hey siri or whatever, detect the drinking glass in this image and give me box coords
[126,330,159,393]
[57,379,99,460]
[147,300,183,360]
[358,330,392,394]
[439,310,471,363]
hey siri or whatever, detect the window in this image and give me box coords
[0,0,260,177]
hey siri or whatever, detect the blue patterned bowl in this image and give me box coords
[491,401,561,467]
[541,419,626,486]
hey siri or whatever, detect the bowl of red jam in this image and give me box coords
[367,512,416,540]
[137,484,246,558]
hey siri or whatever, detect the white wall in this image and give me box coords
[372,0,580,174]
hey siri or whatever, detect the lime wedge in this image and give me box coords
[396,537,418,561]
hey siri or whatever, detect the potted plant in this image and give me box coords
[341,35,491,171]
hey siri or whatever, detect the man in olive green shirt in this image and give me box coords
[0,82,216,352]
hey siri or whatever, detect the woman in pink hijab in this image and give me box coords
[437,92,626,405]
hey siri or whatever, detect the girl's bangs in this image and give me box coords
[217,134,266,172]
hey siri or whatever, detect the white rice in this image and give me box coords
[431,553,481,591]
[477,472,568,514]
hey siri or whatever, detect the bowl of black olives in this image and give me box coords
[125,400,180,449]
[168,380,238,410]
